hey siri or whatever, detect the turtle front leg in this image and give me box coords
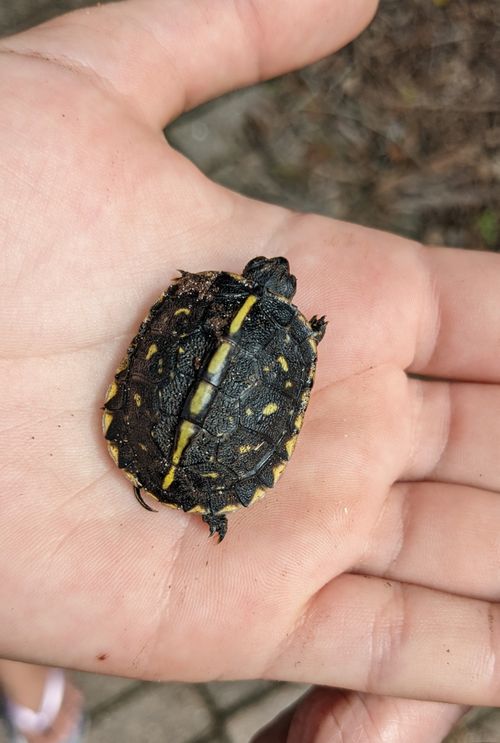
[310,315,328,342]
[202,512,228,542]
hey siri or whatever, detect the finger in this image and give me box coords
[253,687,467,743]
[267,574,500,706]
[357,482,500,601]
[418,246,500,381]
[0,0,378,127]
[255,212,500,383]
[403,379,500,492]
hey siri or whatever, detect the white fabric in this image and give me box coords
[5,668,65,735]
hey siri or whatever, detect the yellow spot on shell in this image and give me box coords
[139,443,147,452]
[188,504,207,514]
[250,487,266,505]
[229,294,258,335]
[294,413,304,431]
[277,355,289,372]
[285,380,293,389]
[124,470,138,486]
[174,307,191,316]
[245,408,253,416]
[201,472,219,479]
[219,503,240,513]
[263,402,278,416]
[178,347,185,354]
[133,393,142,407]
[102,412,113,434]
[116,355,129,373]
[207,342,231,376]
[189,380,214,416]
[263,366,270,373]
[146,343,158,360]
[273,462,286,483]
[239,442,264,454]
[107,443,119,465]
[105,381,118,403]
[285,436,298,459]
[162,466,176,490]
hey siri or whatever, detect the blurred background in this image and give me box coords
[0,1,499,741]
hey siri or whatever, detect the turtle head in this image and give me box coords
[242,256,296,299]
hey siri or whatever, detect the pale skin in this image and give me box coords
[0,1,499,740]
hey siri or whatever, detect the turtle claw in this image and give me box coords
[134,485,157,512]
[202,513,228,542]
[310,315,327,342]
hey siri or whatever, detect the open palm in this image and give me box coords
[1,1,499,734]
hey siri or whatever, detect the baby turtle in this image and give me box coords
[103,256,326,541]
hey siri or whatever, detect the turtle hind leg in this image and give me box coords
[202,513,228,543]
[134,485,157,512]
[310,315,327,342]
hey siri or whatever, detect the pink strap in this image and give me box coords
[5,668,65,735]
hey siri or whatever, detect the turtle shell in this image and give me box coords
[103,256,326,541]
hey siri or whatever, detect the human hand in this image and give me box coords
[1,1,499,740]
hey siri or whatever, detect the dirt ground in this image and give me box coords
[1,0,499,251]
[0,2,499,741]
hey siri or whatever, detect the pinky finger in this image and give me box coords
[251,687,467,743]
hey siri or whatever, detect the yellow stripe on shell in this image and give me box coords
[162,420,197,490]
[116,355,129,373]
[285,435,298,459]
[207,342,231,376]
[229,294,258,335]
[188,504,207,514]
[172,420,197,464]
[201,472,219,479]
[250,487,266,505]
[105,381,118,403]
[218,503,241,514]
[189,380,214,416]
[102,412,113,434]
[162,466,176,490]
[174,307,191,316]
[107,443,119,465]
[146,343,158,360]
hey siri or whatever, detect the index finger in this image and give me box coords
[252,210,500,384]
